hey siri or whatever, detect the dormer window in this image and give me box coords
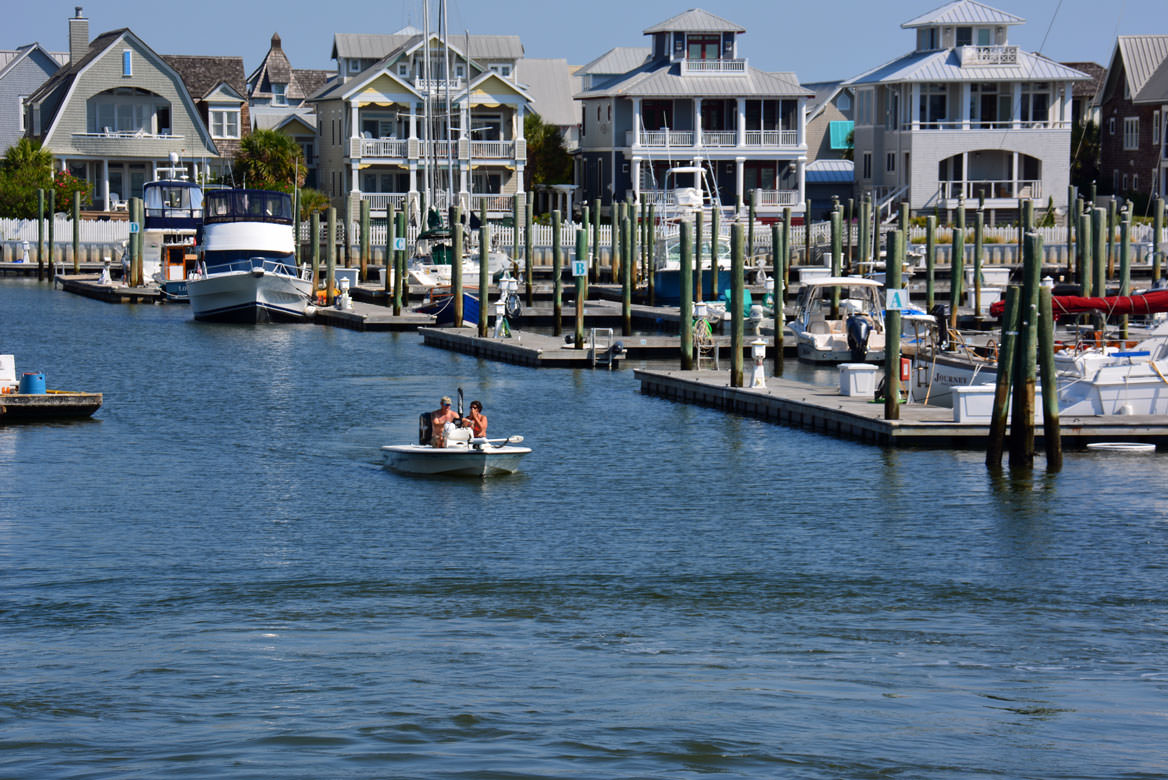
[687,34,720,60]
[272,84,287,106]
[956,27,972,47]
[977,28,992,45]
[917,28,939,50]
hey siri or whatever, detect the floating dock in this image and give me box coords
[635,368,1168,448]
[420,327,625,368]
[0,390,103,422]
[312,300,435,331]
[55,275,164,304]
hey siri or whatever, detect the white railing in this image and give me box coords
[420,140,457,159]
[703,131,737,147]
[629,130,697,147]
[921,120,1068,130]
[470,194,512,214]
[959,45,1019,66]
[680,58,747,75]
[73,131,184,140]
[754,189,801,207]
[744,130,797,146]
[917,120,962,130]
[359,192,408,211]
[470,140,513,158]
[938,179,1042,200]
[356,137,408,158]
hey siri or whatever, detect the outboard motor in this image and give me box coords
[418,412,433,445]
[929,304,950,350]
[846,314,872,362]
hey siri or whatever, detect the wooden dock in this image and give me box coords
[56,275,166,304]
[0,390,103,422]
[312,300,435,331]
[635,368,1168,449]
[420,327,624,368]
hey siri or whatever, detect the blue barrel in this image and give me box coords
[18,372,45,394]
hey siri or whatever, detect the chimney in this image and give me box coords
[69,7,88,66]
[271,32,282,50]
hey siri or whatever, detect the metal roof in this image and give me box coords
[1136,58,1168,103]
[1116,36,1168,101]
[250,106,316,132]
[846,48,1089,85]
[643,9,745,35]
[901,0,1025,29]
[515,58,578,126]
[577,47,651,76]
[0,45,67,79]
[332,31,523,62]
[577,61,811,99]
[805,159,854,184]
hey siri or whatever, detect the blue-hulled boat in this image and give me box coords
[416,291,481,325]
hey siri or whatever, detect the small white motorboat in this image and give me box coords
[382,410,530,477]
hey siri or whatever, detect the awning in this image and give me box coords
[829,121,854,150]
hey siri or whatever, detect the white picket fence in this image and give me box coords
[0,217,130,244]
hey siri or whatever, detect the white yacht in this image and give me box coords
[187,189,312,323]
[790,277,886,363]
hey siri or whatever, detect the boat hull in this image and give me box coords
[381,443,530,476]
[652,269,733,306]
[187,269,311,323]
[0,391,102,421]
[415,292,480,325]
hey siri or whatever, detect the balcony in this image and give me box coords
[71,131,185,156]
[352,137,408,159]
[627,129,798,149]
[359,192,408,212]
[915,119,1069,131]
[680,58,747,76]
[754,189,802,207]
[958,45,1019,67]
[470,140,521,160]
[938,179,1042,201]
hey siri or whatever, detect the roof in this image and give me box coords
[162,55,247,101]
[846,47,1089,85]
[1136,57,1168,104]
[1061,61,1105,99]
[577,46,651,76]
[805,159,854,184]
[1114,35,1168,102]
[643,9,745,35]
[26,28,130,105]
[803,80,851,121]
[248,33,331,103]
[0,45,67,80]
[332,31,523,62]
[577,61,812,99]
[251,106,316,132]
[515,58,578,126]
[294,68,332,98]
[901,0,1024,29]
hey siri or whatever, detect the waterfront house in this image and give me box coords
[575,8,811,218]
[161,55,249,170]
[514,57,581,213]
[308,27,532,218]
[1097,36,1167,201]
[1062,61,1104,127]
[803,81,855,210]
[247,33,331,188]
[844,0,1088,219]
[22,8,220,211]
[0,44,65,152]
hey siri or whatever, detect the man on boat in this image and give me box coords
[463,401,487,438]
[431,396,459,447]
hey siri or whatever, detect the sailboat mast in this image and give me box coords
[422,0,433,207]
[443,0,454,207]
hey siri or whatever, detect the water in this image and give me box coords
[2,278,1167,779]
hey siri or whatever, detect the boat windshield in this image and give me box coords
[143,182,203,228]
[204,189,293,225]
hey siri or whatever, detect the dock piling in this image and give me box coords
[311,212,320,299]
[680,221,694,370]
[986,285,1021,469]
[453,220,464,328]
[1120,205,1132,339]
[884,229,903,421]
[383,206,393,303]
[479,201,489,338]
[1037,284,1062,472]
[730,223,745,388]
[622,214,632,336]
[552,209,563,337]
[1009,231,1042,470]
[925,215,936,310]
[575,227,587,349]
[395,210,406,312]
[36,189,45,280]
[326,206,336,307]
[359,199,370,281]
[950,199,965,332]
[772,222,785,376]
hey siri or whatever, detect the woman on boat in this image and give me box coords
[463,401,487,438]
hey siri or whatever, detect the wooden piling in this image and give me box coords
[382,206,393,302]
[1066,185,1076,277]
[36,189,45,280]
[1079,206,1093,297]
[293,189,300,265]
[830,206,842,318]
[986,285,1020,469]
[359,199,370,281]
[1120,207,1131,339]
[525,199,534,305]
[747,189,756,270]
[647,203,656,306]
[846,197,854,268]
[783,207,792,292]
[1154,197,1164,283]
[694,211,704,300]
[453,220,464,328]
[730,223,745,388]
[479,201,489,338]
[513,196,521,279]
[71,190,81,274]
[884,229,903,421]
[343,198,353,268]
[591,198,601,284]
[630,202,640,296]
[581,203,591,300]
[1037,283,1062,471]
[326,206,336,306]
[1107,198,1117,280]
[680,221,694,370]
[858,195,870,278]
[950,200,965,331]
[772,222,784,376]
[46,189,56,278]
[575,227,587,348]
[311,211,321,299]
[1009,231,1041,470]
[804,198,811,266]
[1092,207,1106,303]
[126,196,137,286]
[974,209,984,317]
[925,215,936,310]
[710,203,720,299]
[395,210,406,312]
[552,209,563,337]
[622,215,632,336]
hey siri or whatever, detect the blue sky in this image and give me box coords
[6,0,1162,82]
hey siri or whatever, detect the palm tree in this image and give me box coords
[233,129,306,192]
[1,137,52,174]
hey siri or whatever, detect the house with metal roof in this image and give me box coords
[575,8,812,217]
[308,27,532,218]
[844,0,1088,218]
[0,44,65,152]
[22,8,220,212]
[1097,35,1168,202]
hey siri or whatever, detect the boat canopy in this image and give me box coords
[143,180,203,229]
[204,189,293,226]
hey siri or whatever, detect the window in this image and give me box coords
[122,50,132,77]
[919,84,948,126]
[1021,83,1049,127]
[18,95,26,131]
[885,89,899,130]
[488,63,512,77]
[1133,174,1139,192]
[836,92,851,112]
[917,28,938,51]
[272,84,287,106]
[1124,117,1139,150]
[210,108,240,139]
[347,58,363,75]
[1113,169,1119,191]
[1122,173,1128,191]
[862,152,872,179]
[1154,111,1161,146]
[956,27,972,46]
[686,34,720,60]
[398,62,409,77]
[886,152,895,172]
[1108,117,1115,135]
[976,28,992,45]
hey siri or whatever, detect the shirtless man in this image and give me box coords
[431,396,459,447]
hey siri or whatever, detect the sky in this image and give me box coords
[4,0,1165,83]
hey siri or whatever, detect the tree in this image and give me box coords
[523,113,573,192]
[1070,121,1100,193]
[297,187,330,221]
[233,129,306,193]
[0,138,90,218]
[841,128,854,161]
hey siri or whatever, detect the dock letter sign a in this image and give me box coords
[885,289,908,310]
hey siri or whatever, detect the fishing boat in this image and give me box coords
[186,189,313,323]
[650,165,732,305]
[119,157,203,297]
[0,355,102,422]
[790,276,886,363]
[382,403,529,476]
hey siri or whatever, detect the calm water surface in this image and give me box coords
[1,278,1166,779]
